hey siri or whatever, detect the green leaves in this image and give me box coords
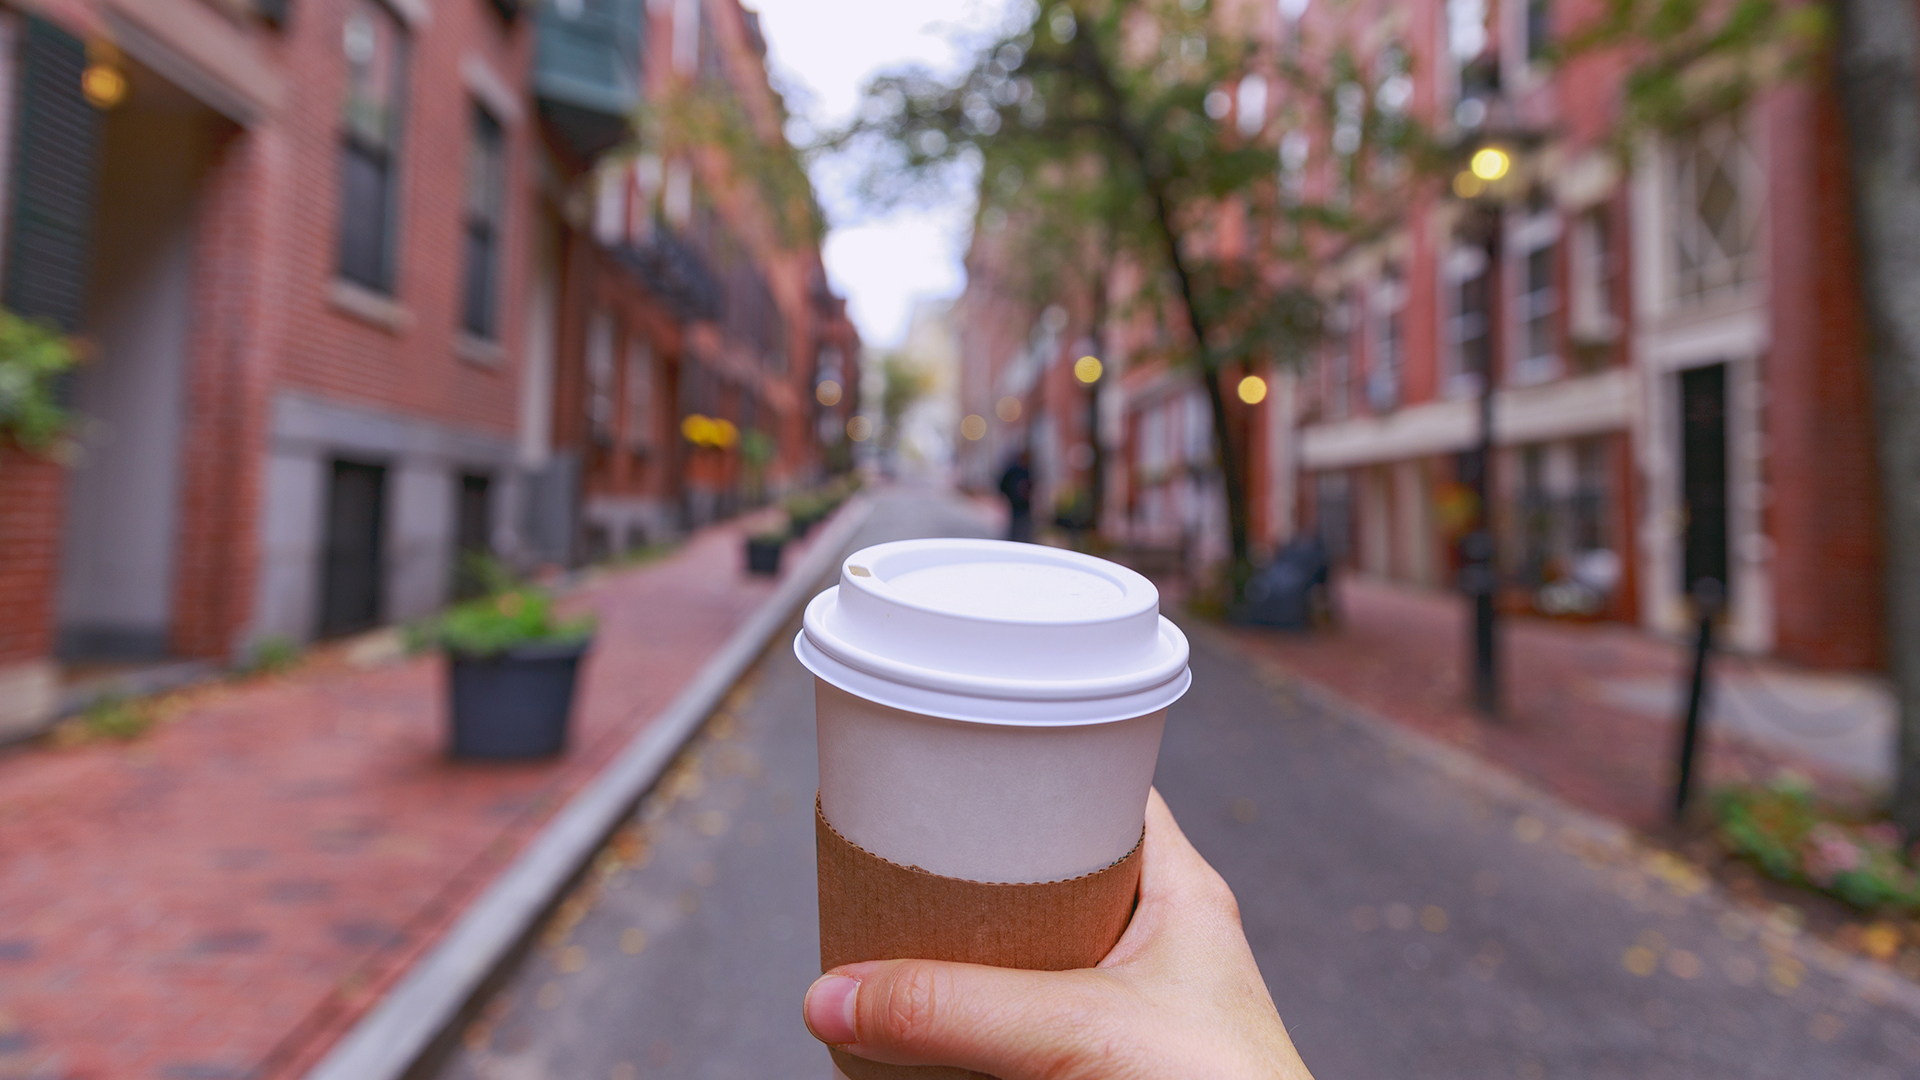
[425,588,595,659]
[0,308,78,453]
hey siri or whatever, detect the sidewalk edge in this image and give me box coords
[1183,618,1920,1023]
[300,497,876,1080]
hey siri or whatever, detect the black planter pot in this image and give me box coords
[746,536,785,575]
[447,638,591,759]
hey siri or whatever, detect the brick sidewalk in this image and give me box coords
[0,505,853,1080]
[1213,576,1876,832]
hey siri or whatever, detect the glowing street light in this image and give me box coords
[1237,374,1268,405]
[1073,355,1103,384]
[1469,146,1510,181]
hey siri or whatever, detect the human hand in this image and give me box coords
[801,789,1315,1079]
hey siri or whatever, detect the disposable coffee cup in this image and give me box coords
[795,538,1191,1080]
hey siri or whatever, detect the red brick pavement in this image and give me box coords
[1213,576,1866,831]
[0,505,853,1080]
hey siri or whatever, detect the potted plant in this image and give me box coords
[424,587,595,759]
[745,527,787,575]
[784,491,824,537]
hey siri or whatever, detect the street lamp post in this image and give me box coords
[1456,145,1512,718]
[1073,354,1104,541]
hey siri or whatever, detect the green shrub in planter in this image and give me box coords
[424,589,595,759]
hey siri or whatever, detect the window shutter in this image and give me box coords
[4,17,100,333]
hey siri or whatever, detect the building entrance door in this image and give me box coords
[319,461,386,636]
[1679,364,1729,598]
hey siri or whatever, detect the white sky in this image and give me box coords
[746,0,1015,348]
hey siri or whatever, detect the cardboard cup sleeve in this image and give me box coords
[816,797,1144,1080]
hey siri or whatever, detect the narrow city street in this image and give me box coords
[437,489,1920,1080]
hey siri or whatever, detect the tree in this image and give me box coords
[1831,0,1920,832]
[833,0,1367,595]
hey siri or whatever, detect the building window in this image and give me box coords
[1510,206,1560,383]
[1447,0,1498,125]
[1525,0,1551,65]
[586,311,615,444]
[1669,116,1759,304]
[1368,266,1405,412]
[1279,130,1309,206]
[1445,240,1492,395]
[1515,443,1552,587]
[338,1,407,294]
[625,337,654,451]
[1571,437,1609,552]
[1371,44,1412,186]
[1183,390,1211,465]
[461,104,506,339]
[1568,207,1618,358]
[1323,294,1354,420]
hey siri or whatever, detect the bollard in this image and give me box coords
[1672,578,1725,820]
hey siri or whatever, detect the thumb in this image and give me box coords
[803,958,1127,1078]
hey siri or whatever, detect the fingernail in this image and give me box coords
[804,974,860,1044]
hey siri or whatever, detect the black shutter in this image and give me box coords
[4,17,101,333]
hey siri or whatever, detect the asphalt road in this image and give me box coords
[437,487,1920,1080]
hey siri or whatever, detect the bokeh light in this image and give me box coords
[959,414,987,440]
[995,396,1021,422]
[1073,356,1103,384]
[846,415,873,442]
[1237,374,1268,404]
[815,379,842,406]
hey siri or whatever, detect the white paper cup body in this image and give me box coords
[797,538,1190,885]
[815,679,1166,882]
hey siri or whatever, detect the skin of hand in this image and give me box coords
[801,788,1316,1080]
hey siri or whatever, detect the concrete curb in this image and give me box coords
[301,496,877,1080]
[1182,617,1920,1023]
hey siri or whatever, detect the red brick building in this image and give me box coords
[957,0,1884,672]
[0,0,850,739]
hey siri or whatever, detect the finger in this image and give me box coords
[1100,788,1242,969]
[803,959,1134,1077]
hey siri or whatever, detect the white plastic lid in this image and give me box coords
[794,538,1191,726]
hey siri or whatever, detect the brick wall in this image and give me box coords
[0,446,64,665]
[1764,79,1885,671]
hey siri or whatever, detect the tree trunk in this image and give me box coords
[1832,0,1920,831]
[1078,40,1255,598]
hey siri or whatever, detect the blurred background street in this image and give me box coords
[439,487,1920,1080]
[3,0,1920,1077]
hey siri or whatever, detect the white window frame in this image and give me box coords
[1662,114,1763,309]
[1508,207,1561,385]
[1367,268,1407,412]
[1441,241,1491,398]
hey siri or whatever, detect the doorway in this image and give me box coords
[1679,363,1729,599]
[319,460,386,636]
[453,472,493,600]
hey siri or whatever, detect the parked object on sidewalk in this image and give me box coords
[1232,535,1331,630]
[1673,579,1724,819]
[420,589,596,759]
[746,530,787,576]
[447,641,591,758]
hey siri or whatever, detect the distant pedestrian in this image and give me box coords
[998,451,1034,543]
